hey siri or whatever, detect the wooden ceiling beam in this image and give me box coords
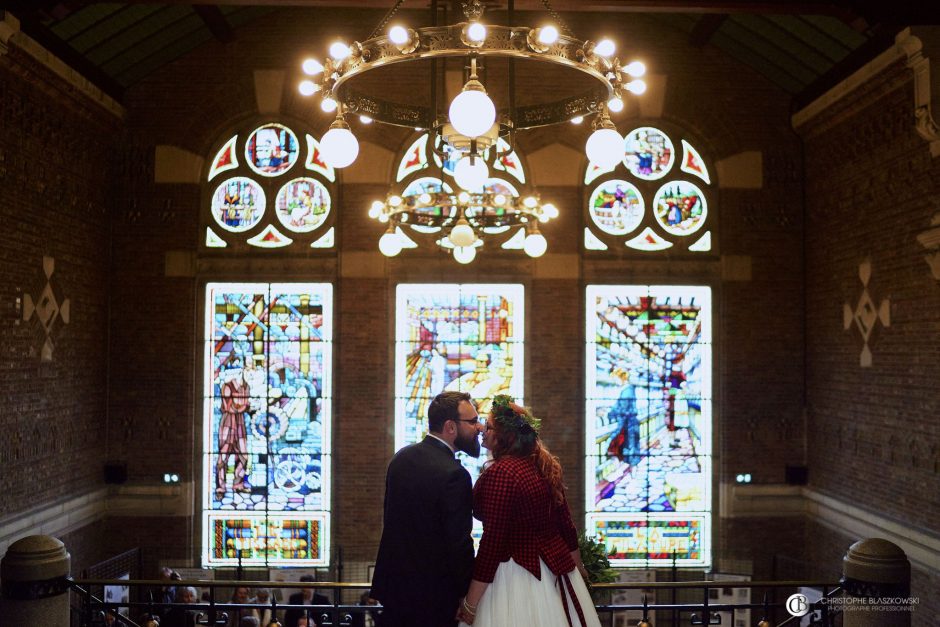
[689,13,727,47]
[193,5,235,43]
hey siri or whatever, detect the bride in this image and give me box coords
[457,396,601,627]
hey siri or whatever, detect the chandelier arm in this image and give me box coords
[369,0,409,39]
[539,0,575,38]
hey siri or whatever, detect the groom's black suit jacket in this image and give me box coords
[371,436,474,627]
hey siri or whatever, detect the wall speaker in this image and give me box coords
[785,464,808,485]
[104,461,128,484]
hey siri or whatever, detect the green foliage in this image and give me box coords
[578,530,617,584]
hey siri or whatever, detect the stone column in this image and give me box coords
[0,535,71,627]
[841,538,912,627]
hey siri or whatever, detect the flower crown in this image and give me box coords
[491,395,541,434]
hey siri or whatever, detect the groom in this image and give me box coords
[371,391,482,627]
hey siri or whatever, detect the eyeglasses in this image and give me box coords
[453,417,481,425]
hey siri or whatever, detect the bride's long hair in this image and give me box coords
[487,400,567,505]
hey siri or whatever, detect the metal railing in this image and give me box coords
[70,577,844,627]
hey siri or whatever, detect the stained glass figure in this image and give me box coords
[395,284,524,487]
[203,283,332,567]
[585,285,711,567]
[212,177,265,232]
[589,180,644,235]
[623,127,674,180]
[653,181,707,236]
[275,178,331,233]
[246,123,299,177]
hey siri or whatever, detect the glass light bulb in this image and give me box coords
[493,194,507,205]
[449,220,477,247]
[388,195,402,207]
[571,116,584,125]
[320,126,359,168]
[523,196,538,208]
[299,80,318,96]
[608,96,624,113]
[378,231,403,257]
[538,25,559,45]
[594,39,616,57]
[454,155,489,191]
[302,58,324,75]
[321,98,338,113]
[524,232,548,257]
[418,192,432,204]
[359,115,373,124]
[449,88,496,138]
[457,191,470,204]
[330,42,351,60]
[453,245,477,264]
[585,127,624,169]
[368,201,384,219]
[389,26,409,45]
[467,22,487,42]
[543,203,559,218]
[627,79,647,95]
[624,61,646,77]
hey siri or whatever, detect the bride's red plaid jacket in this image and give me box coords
[471,455,579,583]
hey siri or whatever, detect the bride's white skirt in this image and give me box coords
[460,558,602,627]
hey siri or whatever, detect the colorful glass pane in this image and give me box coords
[397,134,430,181]
[491,137,526,184]
[624,127,675,180]
[589,180,644,235]
[680,140,710,185]
[585,285,711,567]
[208,135,239,181]
[653,181,707,236]
[625,227,672,251]
[395,284,525,485]
[305,135,336,182]
[275,178,331,233]
[203,283,332,567]
[206,227,227,248]
[211,177,265,233]
[584,228,608,251]
[246,123,299,177]
[246,225,293,248]
[432,135,462,177]
[585,161,616,185]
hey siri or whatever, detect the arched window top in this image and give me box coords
[583,125,714,254]
[203,123,336,252]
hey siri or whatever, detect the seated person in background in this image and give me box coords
[284,575,330,627]
[351,592,379,627]
[163,586,199,627]
[239,617,260,627]
[229,586,252,627]
[250,588,277,626]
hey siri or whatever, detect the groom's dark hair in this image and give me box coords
[427,391,472,433]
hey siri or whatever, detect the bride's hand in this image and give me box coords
[456,597,477,624]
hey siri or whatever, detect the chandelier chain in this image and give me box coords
[369,0,409,39]
[539,0,575,37]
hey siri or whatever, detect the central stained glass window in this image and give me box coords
[202,283,332,567]
[585,285,712,567]
[395,284,525,488]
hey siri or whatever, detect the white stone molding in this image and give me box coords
[0,489,108,559]
[916,212,940,281]
[842,260,890,367]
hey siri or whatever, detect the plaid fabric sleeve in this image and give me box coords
[471,465,517,583]
[554,492,579,552]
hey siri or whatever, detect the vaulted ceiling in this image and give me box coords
[2,1,934,107]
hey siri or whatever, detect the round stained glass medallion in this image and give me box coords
[653,180,707,236]
[588,180,644,235]
[211,177,266,232]
[245,123,299,177]
[624,126,675,180]
[275,178,331,233]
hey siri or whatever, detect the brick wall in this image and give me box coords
[801,60,940,531]
[0,47,117,520]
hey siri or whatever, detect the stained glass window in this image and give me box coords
[585,285,711,568]
[203,283,332,567]
[584,126,713,254]
[246,123,299,177]
[395,284,524,488]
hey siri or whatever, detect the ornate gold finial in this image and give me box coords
[756,620,772,627]
[636,620,652,627]
[462,0,484,21]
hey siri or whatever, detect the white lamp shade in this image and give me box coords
[320,126,359,168]
[449,89,496,138]
[379,231,403,256]
[454,156,489,191]
[453,245,477,264]
[449,220,477,247]
[538,25,559,45]
[585,127,624,169]
[524,232,548,257]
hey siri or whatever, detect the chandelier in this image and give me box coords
[297,0,647,260]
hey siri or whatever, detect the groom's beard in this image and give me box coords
[455,431,481,458]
